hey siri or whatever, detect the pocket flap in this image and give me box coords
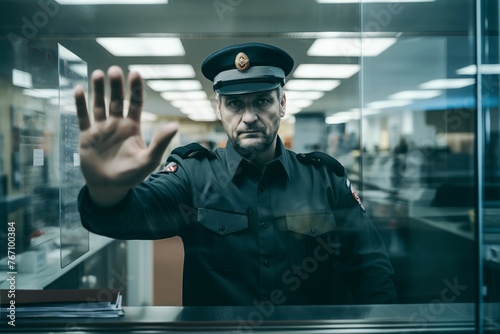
[286,213,336,236]
[198,208,248,235]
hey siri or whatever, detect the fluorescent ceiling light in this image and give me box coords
[129,64,195,79]
[13,69,32,88]
[23,89,59,99]
[160,91,207,100]
[366,100,412,108]
[326,111,360,125]
[307,38,397,57]
[389,90,442,99]
[285,91,325,100]
[293,64,360,79]
[418,79,475,89]
[96,37,184,57]
[286,80,341,91]
[180,107,215,115]
[147,80,202,91]
[317,0,434,3]
[170,99,212,108]
[188,114,218,122]
[55,0,167,4]
[456,64,500,75]
[289,99,314,109]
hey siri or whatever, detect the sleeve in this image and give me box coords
[334,175,398,304]
[78,155,193,240]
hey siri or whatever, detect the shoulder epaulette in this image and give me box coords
[171,143,216,160]
[296,151,345,177]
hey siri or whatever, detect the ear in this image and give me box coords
[215,95,222,121]
[280,91,287,117]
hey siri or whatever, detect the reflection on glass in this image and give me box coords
[358,3,477,305]
[58,44,89,268]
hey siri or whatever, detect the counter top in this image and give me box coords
[2,303,499,333]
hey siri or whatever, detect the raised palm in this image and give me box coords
[75,66,178,205]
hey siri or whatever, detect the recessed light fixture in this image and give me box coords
[284,91,325,100]
[456,64,500,75]
[160,91,208,100]
[289,100,314,109]
[55,0,167,4]
[293,64,360,78]
[325,111,360,125]
[13,69,32,88]
[188,114,218,122]
[418,79,475,89]
[96,37,184,57]
[23,89,59,99]
[307,38,397,57]
[146,80,202,91]
[389,90,442,99]
[366,100,412,108]
[286,80,341,91]
[128,64,195,79]
[170,99,212,109]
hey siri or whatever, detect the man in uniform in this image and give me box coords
[76,42,397,306]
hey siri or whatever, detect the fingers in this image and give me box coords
[108,66,125,118]
[75,85,90,131]
[127,71,143,122]
[148,123,179,163]
[92,70,107,122]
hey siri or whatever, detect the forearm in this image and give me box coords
[86,185,130,207]
[78,175,190,239]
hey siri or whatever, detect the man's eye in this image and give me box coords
[256,98,271,106]
[227,100,243,108]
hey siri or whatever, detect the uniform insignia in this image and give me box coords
[162,161,178,173]
[235,52,250,71]
[350,184,366,212]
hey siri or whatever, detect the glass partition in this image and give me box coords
[479,0,500,330]
[0,0,498,332]
[58,44,89,268]
[359,0,477,306]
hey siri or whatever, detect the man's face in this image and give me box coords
[216,89,286,158]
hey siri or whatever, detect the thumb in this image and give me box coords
[147,123,179,164]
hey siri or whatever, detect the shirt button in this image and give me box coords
[258,184,265,192]
[264,259,270,267]
[261,222,268,229]
[248,208,253,215]
[311,228,317,234]
[219,225,226,232]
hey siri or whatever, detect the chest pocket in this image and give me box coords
[197,208,249,271]
[285,212,337,260]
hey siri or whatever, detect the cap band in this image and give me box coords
[214,65,285,86]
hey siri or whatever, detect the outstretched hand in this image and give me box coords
[75,66,178,206]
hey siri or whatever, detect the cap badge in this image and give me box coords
[235,52,250,72]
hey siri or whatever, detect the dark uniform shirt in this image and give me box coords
[78,137,397,306]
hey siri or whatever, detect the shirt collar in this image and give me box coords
[224,136,291,181]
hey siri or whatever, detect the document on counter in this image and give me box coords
[0,289,124,318]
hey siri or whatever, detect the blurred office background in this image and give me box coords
[0,0,498,329]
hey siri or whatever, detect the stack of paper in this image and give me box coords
[0,289,124,318]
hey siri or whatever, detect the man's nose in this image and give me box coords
[241,105,257,123]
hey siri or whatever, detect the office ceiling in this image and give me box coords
[0,0,485,121]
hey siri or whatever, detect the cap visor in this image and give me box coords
[215,82,281,95]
